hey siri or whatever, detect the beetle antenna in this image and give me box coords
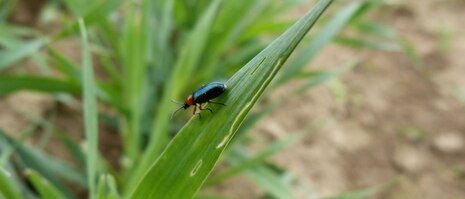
[170,106,184,119]
[170,99,184,105]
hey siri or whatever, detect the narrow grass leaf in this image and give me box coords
[127,0,224,195]
[334,36,400,51]
[25,169,67,199]
[97,174,120,199]
[59,0,123,37]
[148,0,223,156]
[49,48,124,114]
[138,0,174,164]
[55,130,86,166]
[0,130,86,191]
[398,37,423,70]
[119,0,146,164]
[229,148,295,199]
[199,0,264,80]
[0,168,22,199]
[0,119,44,166]
[48,48,81,82]
[0,37,49,71]
[129,1,332,198]
[0,75,80,96]
[274,1,362,87]
[352,20,396,38]
[206,132,305,186]
[294,58,360,94]
[79,18,99,199]
[0,0,17,21]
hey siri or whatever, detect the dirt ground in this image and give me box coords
[1,0,465,198]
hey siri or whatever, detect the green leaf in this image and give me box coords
[129,1,333,198]
[0,130,86,194]
[119,0,148,163]
[398,37,423,70]
[127,0,225,195]
[274,1,363,87]
[198,0,264,80]
[206,131,306,186]
[148,0,223,155]
[25,169,67,199]
[334,36,400,51]
[0,75,80,96]
[97,174,120,199]
[0,37,49,71]
[48,48,82,82]
[228,148,295,199]
[0,168,22,199]
[55,130,86,166]
[294,58,360,94]
[352,20,396,38]
[79,18,99,199]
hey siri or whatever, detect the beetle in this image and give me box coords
[171,81,227,119]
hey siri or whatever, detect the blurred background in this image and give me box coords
[0,0,464,198]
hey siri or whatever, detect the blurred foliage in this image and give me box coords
[0,0,401,198]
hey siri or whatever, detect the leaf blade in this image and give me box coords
[0,38,49,71]
[0,168,22,199]
[78,18,99,199]
[25,169,67,199]
[129,1,333,198]
[0,75,80,96]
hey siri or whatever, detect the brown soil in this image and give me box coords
[2,0,465,198]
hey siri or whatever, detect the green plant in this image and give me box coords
[0,0,399,198]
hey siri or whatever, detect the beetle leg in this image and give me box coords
[193,104,202,119]
[199,104,213,113]
[208,100,225,106]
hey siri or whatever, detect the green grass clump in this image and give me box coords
[0,0,399,198]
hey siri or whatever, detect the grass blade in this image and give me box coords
[206,132,305,186]
[0,168,22,199]
[55,130,86,166]
[0,130,86,192]
[118,0,146,166]
[127,0,224,195]
[334,36,400,51]
[294,58,360,94]
[48,48,82,82]
[78,18,99,199]
[97,174,120,199]
[0,38,49,71]
[129,1,332,198]
[25,169,67,199]
[274,1,363,87]
[229,148,295,199]
[0,75,80,96]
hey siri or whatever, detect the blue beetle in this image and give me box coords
[172,82,227,118]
